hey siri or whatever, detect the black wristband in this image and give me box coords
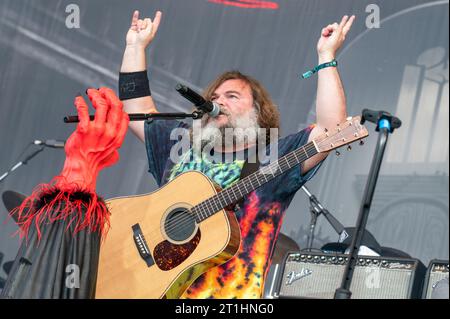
[119,71,151,100]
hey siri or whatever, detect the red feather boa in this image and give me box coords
[10,179,110,242]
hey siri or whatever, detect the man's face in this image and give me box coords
[207,79,255,128]
[194,78,259,151]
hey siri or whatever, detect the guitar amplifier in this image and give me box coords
[422,260,449,299]
[273,252,425,299]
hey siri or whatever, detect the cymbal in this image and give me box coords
[271,233,300,265]
[2,190,27,223]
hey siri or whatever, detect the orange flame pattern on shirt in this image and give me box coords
[181,192,282,299]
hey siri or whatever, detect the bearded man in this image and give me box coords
[119,10,354,299]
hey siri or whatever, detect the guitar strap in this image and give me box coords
[234,145,261,210]
[239,148,260,180]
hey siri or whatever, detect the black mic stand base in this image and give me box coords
[334,288,352,299]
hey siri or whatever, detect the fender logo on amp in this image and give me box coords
[286,268,313,285]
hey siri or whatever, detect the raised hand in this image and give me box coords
[126,10,162,49]
[317,15,355,61]
[56,88,129,192]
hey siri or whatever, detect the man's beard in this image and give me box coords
[192,107,260,151]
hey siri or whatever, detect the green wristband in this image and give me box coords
[301,59,338,79]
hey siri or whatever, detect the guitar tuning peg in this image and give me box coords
[347,145,352,151]
[359,140,365,146]
[335,150,341,156]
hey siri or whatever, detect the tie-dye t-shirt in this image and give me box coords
[144,120,321,299]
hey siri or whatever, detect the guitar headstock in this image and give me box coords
[314,116,369,153]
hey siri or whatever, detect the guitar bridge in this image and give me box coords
[132,224,154,267]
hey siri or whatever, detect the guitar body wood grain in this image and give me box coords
[95,171,241,299]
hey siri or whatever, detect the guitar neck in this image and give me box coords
[192,141,318,222]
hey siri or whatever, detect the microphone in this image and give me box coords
[34,139,66,148]
[175,84,221,117]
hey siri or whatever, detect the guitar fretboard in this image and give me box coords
[192,141,318,222]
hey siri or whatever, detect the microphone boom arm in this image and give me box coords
[64,111,205,123]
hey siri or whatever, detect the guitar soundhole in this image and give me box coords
[164,208,196,242]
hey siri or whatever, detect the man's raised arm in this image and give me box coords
[120,10,162,142]
[303,15,355,174]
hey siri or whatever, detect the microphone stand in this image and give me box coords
[302,185,347,251]
[0,146,45,184]
[334,109,401,299]
[64,110,205,123]
[64,84,210,124]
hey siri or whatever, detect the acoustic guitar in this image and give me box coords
[95,116,368,298]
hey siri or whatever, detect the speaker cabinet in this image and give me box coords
[274,252,425,299]
[422,260,449,299]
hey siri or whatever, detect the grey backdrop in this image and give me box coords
[0,0,448,286]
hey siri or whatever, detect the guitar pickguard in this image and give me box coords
[153,230,201,271]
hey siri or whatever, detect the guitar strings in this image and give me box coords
[159,133,352,238]
[155,142,317,237]
[160,143,316,235]
[160,126,354,237]
[143,143,318,241]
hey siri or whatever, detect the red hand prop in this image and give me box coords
[12,88,129,241]
[56,87,129,192]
